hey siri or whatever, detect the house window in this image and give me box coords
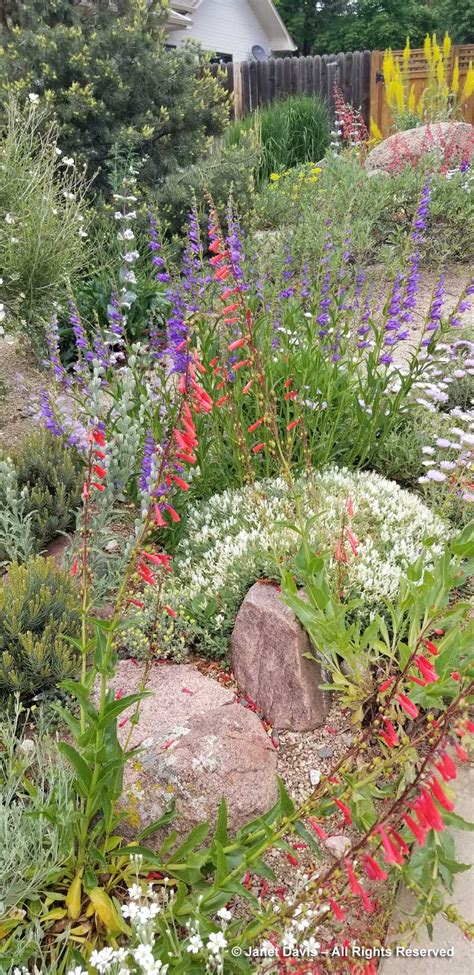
[210,52,233,64]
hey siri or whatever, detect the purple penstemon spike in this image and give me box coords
[140,432,157,493]
[148,209,171,283]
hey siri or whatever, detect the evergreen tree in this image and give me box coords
[0,0,229,193]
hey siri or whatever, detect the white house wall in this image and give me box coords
[170,0,273,62]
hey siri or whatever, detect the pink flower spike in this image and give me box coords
[346,497,354,517]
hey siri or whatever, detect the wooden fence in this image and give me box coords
[210,45,474,136]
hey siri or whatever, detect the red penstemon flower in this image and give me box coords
[396,693,419,719]
[413,654,438,683]
[428,776,454,812]
[334,798,352,825]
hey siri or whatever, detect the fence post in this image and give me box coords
[370,50,384,134]
[233,62,243,118]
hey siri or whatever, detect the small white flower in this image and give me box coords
[134,943,155,968]
[89,947,115,972]
[5,213,14,224]
[67,967,89,975]
[206,931,228,954]
[187,934,204,953]
[128,883,142,900]
[217,907,232,922]
[28,92,40,103]
[62,156,75,167]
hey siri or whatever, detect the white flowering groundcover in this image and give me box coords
[135,468,448,660]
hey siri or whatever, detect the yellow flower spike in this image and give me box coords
[437,59,444,85]
[462,62,474,101]
[424,34,432,64]
[452,56,460,95]
[443,32,451,61]
[370,117,383,143]
[403,38,411,66]
[432,33,441,63]
[408,84,416,113]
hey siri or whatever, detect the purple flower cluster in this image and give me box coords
[149,210,171,284]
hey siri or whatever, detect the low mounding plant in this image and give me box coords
[128,468,448,661]
[0,557,80,698]
[0,98,89,354]
[225,94,330,185]
[13,430,83,551]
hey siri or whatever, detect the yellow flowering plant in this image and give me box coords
[383,32,474,130]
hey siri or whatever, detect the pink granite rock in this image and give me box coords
[230,582,330,731]
[108,662,278,842]
[366,121,473,173]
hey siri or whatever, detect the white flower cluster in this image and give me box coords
[162,467,447,642]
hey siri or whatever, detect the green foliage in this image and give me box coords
[0,98,89,352]
[275,0,439,55]
[0,557,80,698]
[255,153,473,267]
[157,132,260,238]
[282,521,474,718]
[0,697,76,913]
[13,430,84,551]
[225,95,330,185]
[0,0,229,196]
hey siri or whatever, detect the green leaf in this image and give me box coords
[213,800,228,847]
[137,802,176,841]
[97,692,149,727]
[56,742,92,792]
[277,776,295,817]
[168,822,210,862]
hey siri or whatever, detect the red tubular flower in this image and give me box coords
[414,655,438,683]
[397,694,419,719]
[176,451,197,465]
[335,538,348,564]
[454,742,469,763]
[224,316,239,325]
[228,336,247,352]
[450,671,461,681]
[403,813,427,846]
[287,419,301,431]
[220,287,238,301]
[247,418,265,433]
[466,720,474,734]
[329,898,345,922]
[93,464,106,478]
[242,380,253,394]
[93,429,106,446]
[222,303,239,314]
[173,475,189,491]
[346,529,359,557]
[154,506,166,527]
[165,504,181,523]
[252,442,266,454]
[210,253,225,266]
[208,238,221,254]
[91,482,105,492]
[234,359,249,371]
[408,675,428,687]
[164,606,177,618]
[284,390,298,401]
[334,798,352,825]
[363,855,388,881]
[214,265,231,281]
[346,497,354,517]
[424,639,439,656]
[94,449,106,460]
[70,558,79,577]
[380,718,399,749]
[360,887,375,913]
[138,564,155,586]
[389,829,409,856]
[435,751,457,782]
[345,859,362,896]
[209,356,219,367]
[378,827,404,865]
[379,677,394,693]
[411,798,428,828]
[419,788,445,831]
[429,776,455,812]
[307,818,327,840]
[286,854,299,868]
[216,395,229,407]
[129,598,145,609]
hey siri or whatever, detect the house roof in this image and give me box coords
[167,0,296,51]
[248,0,295,51]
